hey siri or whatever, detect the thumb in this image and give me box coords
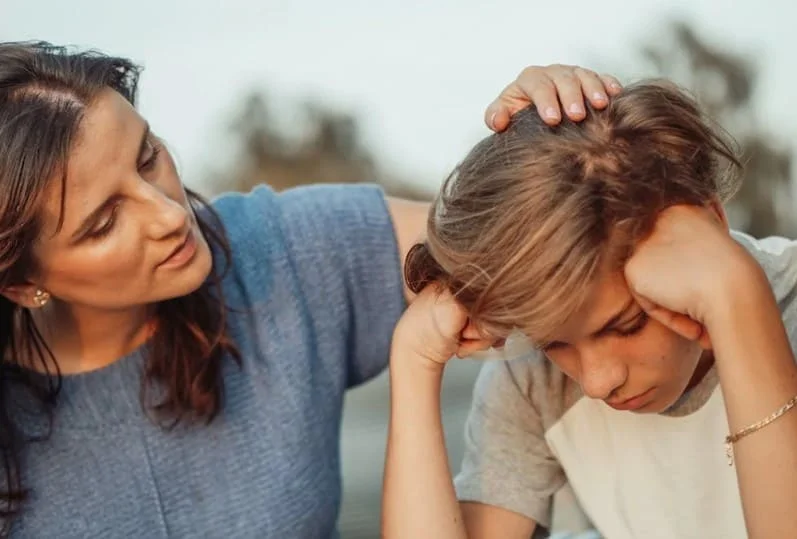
[633,294,712,349]
[484,102,511,132]
[455,338,496,358]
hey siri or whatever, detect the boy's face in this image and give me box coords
[539,268,710,413]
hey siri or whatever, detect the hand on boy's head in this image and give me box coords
[485,64,623,131]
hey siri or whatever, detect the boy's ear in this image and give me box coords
[706,198,729,230]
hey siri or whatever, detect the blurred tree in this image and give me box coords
[212,22,796,236]
[641,20,795,237]
[207,90,431,201]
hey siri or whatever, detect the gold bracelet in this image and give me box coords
[725,394,797,466]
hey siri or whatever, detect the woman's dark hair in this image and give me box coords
[0,41,240,533]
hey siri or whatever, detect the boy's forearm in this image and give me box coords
[382,353,467,538]
[708,267,797,538]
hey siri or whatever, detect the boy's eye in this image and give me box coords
[615,312,649,337]
[539,341,565,352]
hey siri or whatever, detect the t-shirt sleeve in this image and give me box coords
[454,357,566,530]
[734,233,797,358]
[275,183,406,387]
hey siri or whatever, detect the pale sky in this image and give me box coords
[2,0,795,192]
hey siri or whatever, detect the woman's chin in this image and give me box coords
[156,240,215,301]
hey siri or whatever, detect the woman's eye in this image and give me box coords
[139,140,161,172]
[88,205,120,240]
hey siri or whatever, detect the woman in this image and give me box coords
[0,41,618,537]
[383,80,797,538]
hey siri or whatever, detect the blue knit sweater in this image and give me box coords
[11,184,405,538]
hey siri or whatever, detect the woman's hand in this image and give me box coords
[624,204,765,348]
[392,285,495,369]
[486,64,623,131]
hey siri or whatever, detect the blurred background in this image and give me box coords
[3,1,796,536]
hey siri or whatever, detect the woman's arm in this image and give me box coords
[386,197,430,302]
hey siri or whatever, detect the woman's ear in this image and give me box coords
[1,283,50,309]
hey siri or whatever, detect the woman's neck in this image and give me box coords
[30,301,155,375]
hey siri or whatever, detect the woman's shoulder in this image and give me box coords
[210,185,279,247]
[204,181,400,328]
[208,182,393,258]
[199,186,282,308]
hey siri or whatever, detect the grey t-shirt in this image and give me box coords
[454,231,797,539]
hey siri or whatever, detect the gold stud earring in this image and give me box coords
[32,289,50,307]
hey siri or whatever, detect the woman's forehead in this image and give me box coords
[38,89,145,239]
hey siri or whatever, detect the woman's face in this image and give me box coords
[539,268,708,413]
[12,88,213,311]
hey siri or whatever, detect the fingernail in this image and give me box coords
[568,103,585,115]
[610,82,622,91]
[544,107,559,119]
[593,91,607,102]
[489,111,497,130]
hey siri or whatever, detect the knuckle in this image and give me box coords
[552,67,578,82]
[518,65,543,80]
[573,66,597,79]
[529,74,556,90]
[539,77,556,91]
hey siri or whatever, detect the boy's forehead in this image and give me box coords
[550,270,632,342]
